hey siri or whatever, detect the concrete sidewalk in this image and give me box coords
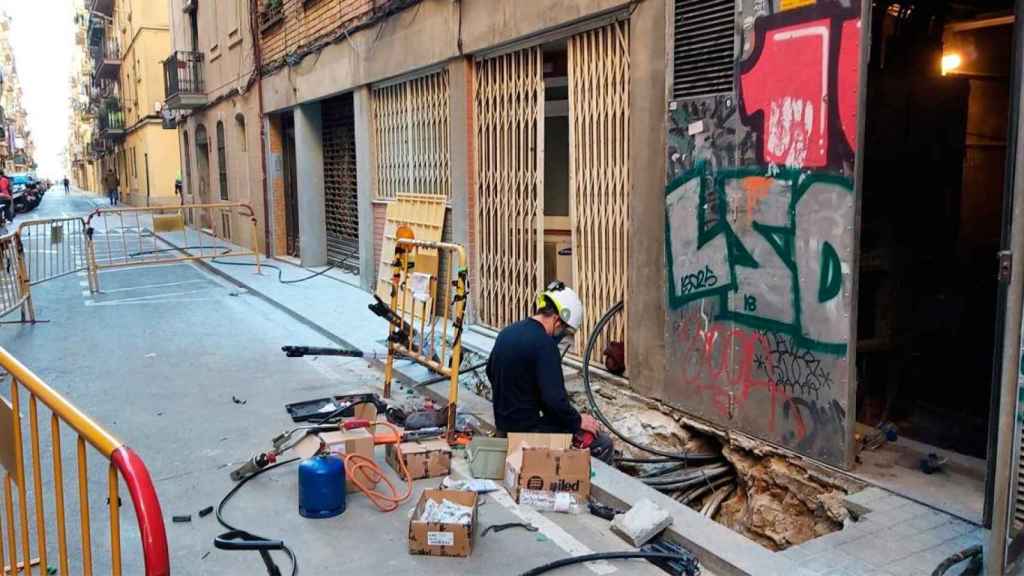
[152,228,990,576]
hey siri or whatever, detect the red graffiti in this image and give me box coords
[837,19,861,152]
[672,309,807,442]
[739,13,862,168]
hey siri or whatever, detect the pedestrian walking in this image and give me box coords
[63,177,70,196]
[103,168,119,206]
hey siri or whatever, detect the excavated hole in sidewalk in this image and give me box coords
[567,376,857,551]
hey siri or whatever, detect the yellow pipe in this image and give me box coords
[77,436,93,576]
[50,414,69,575]
[0,348,121,457]
[10,378,32,573]
[4,477,16,576]
[0,488,5,576]
[108,464,121,576]
[28,396,47,574]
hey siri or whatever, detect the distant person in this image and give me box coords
[0,170,12,224]
[63,177,70,195]
[103,168,119,206]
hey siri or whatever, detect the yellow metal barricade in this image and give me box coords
[0,347,169,575]
[85,202,262,293]
[0,232,35,323]
[382,236,468,436]
[16,218,89,286]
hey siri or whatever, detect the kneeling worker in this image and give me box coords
[486,282,614,463]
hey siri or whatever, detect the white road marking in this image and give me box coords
[85,297,216,307]
[455,455,615,575]
[94,279,207,294]
[90,288,215,304]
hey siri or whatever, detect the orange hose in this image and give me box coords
[342,422,412,512]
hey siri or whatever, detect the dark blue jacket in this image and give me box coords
[486,319,581,434]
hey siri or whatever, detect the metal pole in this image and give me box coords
[988,2,1024,571]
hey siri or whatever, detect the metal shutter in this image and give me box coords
[673,0,736,99]
[322,94,359,272]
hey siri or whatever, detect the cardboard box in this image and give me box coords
[293,428,376,493]
[504,433,591,507]
[387,438,452,480]
[408,489,478,557]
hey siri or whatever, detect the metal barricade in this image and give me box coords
[16,218,89,286]
[0,232,35,323]
[0,347,169,575]
[381,235,468,436]
[85,202,261,293]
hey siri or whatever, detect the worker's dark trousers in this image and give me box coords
[588,431,615,465]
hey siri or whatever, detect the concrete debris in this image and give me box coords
[610,498,673,547]
[716,447,847,550]
[567,373,853,552]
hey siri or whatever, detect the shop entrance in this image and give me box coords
[856,0,1016,525]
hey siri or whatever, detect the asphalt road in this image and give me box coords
[0,190,662,576]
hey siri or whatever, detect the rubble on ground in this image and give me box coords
[572,376,850,551]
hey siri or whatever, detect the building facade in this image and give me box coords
[69,1,97,191]
[164,0,264,250]
[0,15,36,174]
[165,0,1024,570]
[88,0,180,205]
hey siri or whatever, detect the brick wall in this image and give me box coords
[267,115,287,256]
[259,0,378,69]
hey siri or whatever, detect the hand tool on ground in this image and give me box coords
[481,522,538,537]
[281,345,364,358]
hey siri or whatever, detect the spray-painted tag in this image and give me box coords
[427,531,454,547]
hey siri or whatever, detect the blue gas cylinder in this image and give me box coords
[298,454,346,519]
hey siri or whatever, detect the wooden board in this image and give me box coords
[375,194,447,323]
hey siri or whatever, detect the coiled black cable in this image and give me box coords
[582,301,719,462]
[215,458,300,576]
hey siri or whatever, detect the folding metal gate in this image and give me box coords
[372,70,451,201]
[474,47,545,330]
[568,21,630,356]
[322,94,360,272]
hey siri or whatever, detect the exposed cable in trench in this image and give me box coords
[581,300,720,463]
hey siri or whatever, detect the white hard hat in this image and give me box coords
[538,282,584,332]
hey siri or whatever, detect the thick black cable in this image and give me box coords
[520,552,697,576]
[582,301,719,462]
[216,458,301,576]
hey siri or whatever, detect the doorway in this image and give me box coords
[474,20,630,358]
[856,0,1015,525]
[195,124,212,229]
[282,112,300,258]
[321,93,359,274]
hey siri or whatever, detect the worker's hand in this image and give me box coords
[580,414,601,434]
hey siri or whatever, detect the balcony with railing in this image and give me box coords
[93,32,121,80]
[98,100,125,140]
[163,51,207,110]
[91,0,113,17]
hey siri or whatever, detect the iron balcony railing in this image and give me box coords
[164,51,205,101]
[99,105,124,136]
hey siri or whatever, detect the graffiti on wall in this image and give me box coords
[665,0,861,465]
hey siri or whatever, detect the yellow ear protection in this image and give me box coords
[537,281,572,327]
